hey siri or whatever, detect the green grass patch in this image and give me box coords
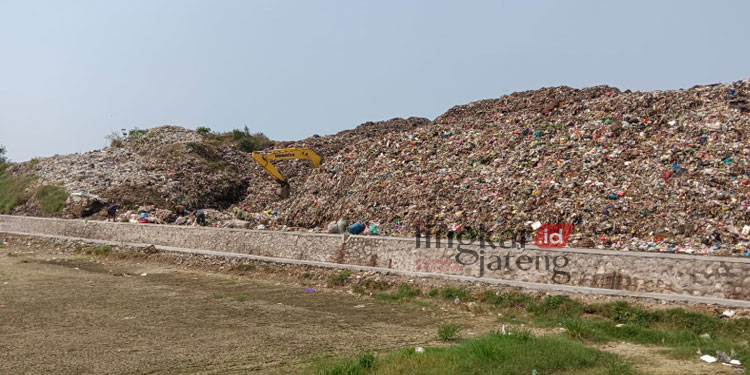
[374,284,420,302]
[0,169,36,213]
[322,331,634,375]
[234,295,247,302]
[361,279,390,291]
[528,300,750,368]
[329,270,352,286]
[438,324,461,341]
[90,245,111,256]
[74,245,111,256]
[34,185,68,213]
[324,352,376,375]
[440,287,469,300]
[477,290,503,306]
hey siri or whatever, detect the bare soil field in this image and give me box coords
[0,246,482,374]
[0,242,744,374]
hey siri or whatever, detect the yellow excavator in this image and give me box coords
[251,148,323,198]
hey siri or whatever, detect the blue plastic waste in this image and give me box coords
[347,221,365,235]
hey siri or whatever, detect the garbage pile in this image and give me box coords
[21,126,252,214]
[269,80,750,256]
[9,79,750,256]
[232,117,432,215]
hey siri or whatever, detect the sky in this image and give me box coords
[0,0,748,162]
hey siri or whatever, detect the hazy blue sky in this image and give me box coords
[1,0,748,161]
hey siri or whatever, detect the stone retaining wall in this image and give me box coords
[1,215,748,300]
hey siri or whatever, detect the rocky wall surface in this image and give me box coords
[1,215,748,300]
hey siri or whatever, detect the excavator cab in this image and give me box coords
[251,148,323,198]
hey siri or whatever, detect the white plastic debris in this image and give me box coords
[700,355,717,363]
[140,272,147,276]
[721,310,736,318]
[531,221,542,230]
[415,347,425,353]
[730,359,741,365]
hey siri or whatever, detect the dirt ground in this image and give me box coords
[0,243,743,374]
[0,246,493,374]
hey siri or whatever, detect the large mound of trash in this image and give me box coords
[7,79,750,256]
[12,126,252,217]
[270,81,750,256]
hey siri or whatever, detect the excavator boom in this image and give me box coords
[251,148,323,198]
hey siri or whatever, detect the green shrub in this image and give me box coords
[356,352,375,369]
[438,324,461,341]
[237,138,258,153]
[232,128,247,140]
[231,127,273,153]
[196,126,212,134]
[128,128,146,138]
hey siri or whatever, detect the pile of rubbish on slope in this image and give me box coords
[14,126,255,215]
[7,79,750,257]
[270,80,750,256]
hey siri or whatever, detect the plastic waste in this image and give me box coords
[347,221,365,235]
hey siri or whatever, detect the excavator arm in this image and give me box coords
[251,148,323,198]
